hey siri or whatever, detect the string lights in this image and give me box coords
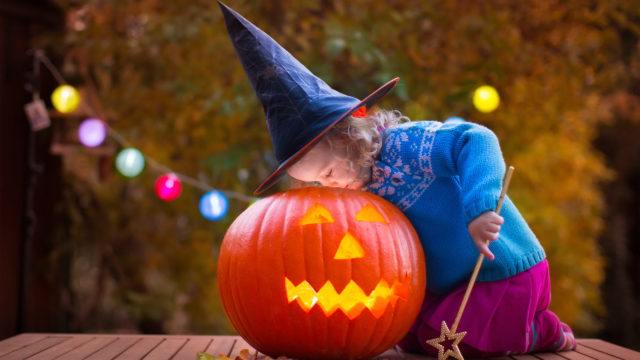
[77,118,107,147]
[51,84,81,113]
[115,147,146,178]
[472,85,500,113]
[155,173,183,202]
[28,50,256,221]
[29,51,502,221]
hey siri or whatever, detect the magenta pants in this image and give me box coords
[398,259,570,357]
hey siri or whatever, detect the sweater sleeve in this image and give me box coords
[429,119,506,225]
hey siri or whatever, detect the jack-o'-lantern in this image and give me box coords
[217,187,426,360]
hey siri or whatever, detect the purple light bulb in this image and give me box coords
[78,118,106,147]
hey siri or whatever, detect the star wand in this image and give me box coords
[426,166,515,360]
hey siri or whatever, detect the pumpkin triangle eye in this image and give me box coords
[355,204,388,223]
[300,204,335,225]
[334,232,365,259]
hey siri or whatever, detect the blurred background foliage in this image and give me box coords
[41,0,640,347]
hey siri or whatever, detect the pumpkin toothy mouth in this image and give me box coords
[285,277,408,319]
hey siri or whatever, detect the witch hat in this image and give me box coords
[218,1,399,195]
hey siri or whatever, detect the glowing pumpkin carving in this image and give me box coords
[218,187,426,359]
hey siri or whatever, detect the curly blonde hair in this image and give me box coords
[324,108,410,169]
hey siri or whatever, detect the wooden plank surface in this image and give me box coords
[0,334,637,360]
[550,347,598,360]
[58,337,118,360]
[510,355,538,360]
[1,336,70,360]
[579,339,640,360]
[27,336,95,360]
[532,352,573,359]
[227,338,255,359]
[87,337,140,360]
[573,343,620,360]
[114,337,163,360]
[144,338,188,360]
[171,338,212,360]
[203,337,235,358]
[0,335,47,357]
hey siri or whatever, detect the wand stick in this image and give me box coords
[450,165,515,333]
[426,165,515,360]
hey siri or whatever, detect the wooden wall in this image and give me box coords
[0,0,62,340]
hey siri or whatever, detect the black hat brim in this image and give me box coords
[254,77,400,195]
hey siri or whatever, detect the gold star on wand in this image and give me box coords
[426,166,515,360]
[426,321,466,360]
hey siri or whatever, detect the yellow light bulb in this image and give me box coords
[51,84,81,113]
[473,85,500,113]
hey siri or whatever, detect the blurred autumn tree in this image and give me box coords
[591,1,640,349]
[43,0,640,339]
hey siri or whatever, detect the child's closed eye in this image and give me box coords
[324,169,333,178]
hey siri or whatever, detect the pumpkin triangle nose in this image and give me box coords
[334,232,365,259]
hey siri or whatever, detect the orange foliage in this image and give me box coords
[48,0,638,335]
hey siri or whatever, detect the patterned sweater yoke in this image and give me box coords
[366,119,545,294]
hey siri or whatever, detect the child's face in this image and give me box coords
[287,139,371,190]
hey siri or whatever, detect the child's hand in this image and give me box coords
[467,211,504,261]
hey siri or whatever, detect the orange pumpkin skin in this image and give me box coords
[218,187,426,360]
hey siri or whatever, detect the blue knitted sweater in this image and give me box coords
[364,118,545,295]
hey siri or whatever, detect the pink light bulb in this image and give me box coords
[155,173,183,201]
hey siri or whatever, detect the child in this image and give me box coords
[286,109,577,357]
[218,2,576,357]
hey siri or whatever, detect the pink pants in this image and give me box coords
[398,260,570,357]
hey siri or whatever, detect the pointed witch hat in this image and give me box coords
[218,1,399,195]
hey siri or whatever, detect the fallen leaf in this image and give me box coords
[196,352,231,360]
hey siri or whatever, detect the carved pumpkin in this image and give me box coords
[218,187,426,359]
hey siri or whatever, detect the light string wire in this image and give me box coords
[17,49,48,333]
[34,50,257,204]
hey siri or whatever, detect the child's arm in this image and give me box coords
[429,119,507,258]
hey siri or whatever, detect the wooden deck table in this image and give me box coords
[1,334,638,360]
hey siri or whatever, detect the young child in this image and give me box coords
[218,2,576,357]
[286,109,577,357]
